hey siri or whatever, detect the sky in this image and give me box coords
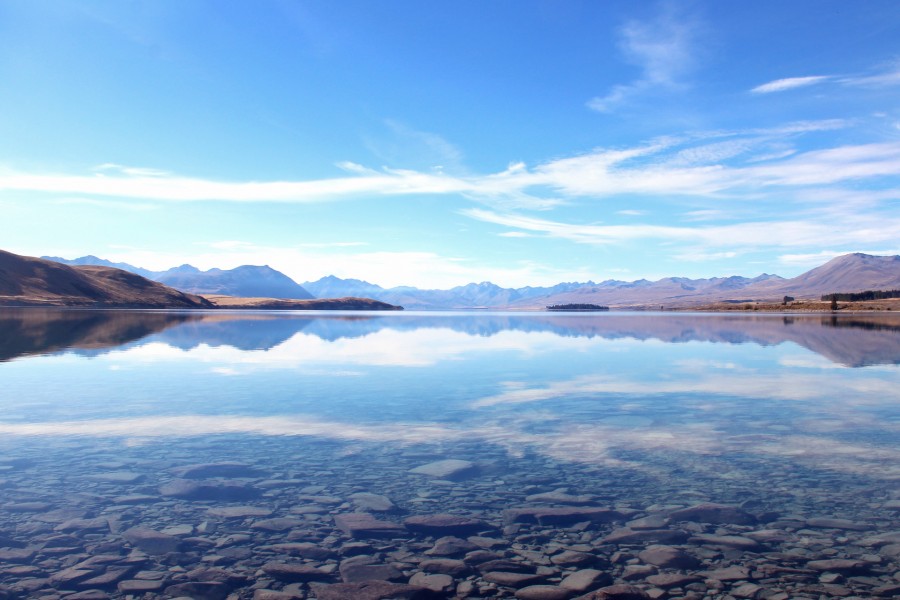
[2,0,900,289]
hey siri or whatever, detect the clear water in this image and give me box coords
[1,309,899,599]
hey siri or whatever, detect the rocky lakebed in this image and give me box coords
[0,435,898,600]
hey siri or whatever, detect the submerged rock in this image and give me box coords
[409,459,476,479]
[334,513,407,538]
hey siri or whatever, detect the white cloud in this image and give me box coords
[751,75,832,94]
[779,248,900,267]
[752,63,900,95]
[463,208,900,251]
[842,62,900,87]
[672,250,738,262]
[588,9,697,112]
[2,120,894,212]
[616,209,646,216]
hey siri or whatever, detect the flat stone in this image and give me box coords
[805,518,871,530]
[3,502,51,512]
[409,459,476,479]
[160,478,260,501]
[477,559,535,574]
[65,592,110,600]
[162,524,194,536]
[409,572,454,593]
[265,542,337,560]
[668,503,756,525]
[405,513,489,536]
[731,582,762,598]
[77,566,134,589]
[525,489,595,505]
[252,517,305,531]
[0,548,36,563]
[184,567,248,587]
[164,581,231,600]
[418,558,468,576]
[644,573,702,588]
[339,556,404,583]
[560,569,611,593]
[504,507,623,526]
[55,517,110,533]
[310,580,435,600]
[122,527,181,555]
[50,567,97,586]
[207,505,273,518]
[626,515,669,530]
[172,462,266,478]
[334,513,407,538]
[86,471,146,484]
[701,566,750,581]
[516,585,573,600]
[637,545,699,569]
[859,531,900,546]
[350,492,397,512]
[262,562,331,583]
[253,591,304,600]
[426,535,478,556]
[574,584,652,599]
[690,534,762,550]
[112,494,159,505]
[483,571,546,587]
[622,565,656,581]
[118,579,166,593]
[603,528,689,545]
[551,550,596,567]
[806,559,868,573]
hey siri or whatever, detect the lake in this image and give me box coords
[0,309,899,599]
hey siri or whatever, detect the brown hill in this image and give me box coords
[0,250,212,308]
[775,253,900,296]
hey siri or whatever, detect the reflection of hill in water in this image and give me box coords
[2,309,900,367]
[0,309,195,362]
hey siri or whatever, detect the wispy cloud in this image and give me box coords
[587,8,697,112]
[751,62,900,94]
[751,75,832,94]
[778,248,900,267]
[365,119,466,173]
[462,208,900,251]
[2,120,897,213]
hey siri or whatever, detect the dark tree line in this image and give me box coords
[821,290,900,302]
[546,303,609,311]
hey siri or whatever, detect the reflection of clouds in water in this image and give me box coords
[0,415,465,444]
[112,329,614,369]
[2,408,897,481]
[471,372,899,408]
[778,355,847,370]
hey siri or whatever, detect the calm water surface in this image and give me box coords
[1,309,899,599]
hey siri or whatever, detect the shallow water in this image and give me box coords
[0,309,899,599]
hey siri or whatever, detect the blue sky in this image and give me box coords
[2,0,900,288]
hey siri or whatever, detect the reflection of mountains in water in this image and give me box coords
[2,309,900,368]
[0,309,195,362]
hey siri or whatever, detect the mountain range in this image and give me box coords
[44,256,313,299]
[305,252,900,309]
[42,252,900,309]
